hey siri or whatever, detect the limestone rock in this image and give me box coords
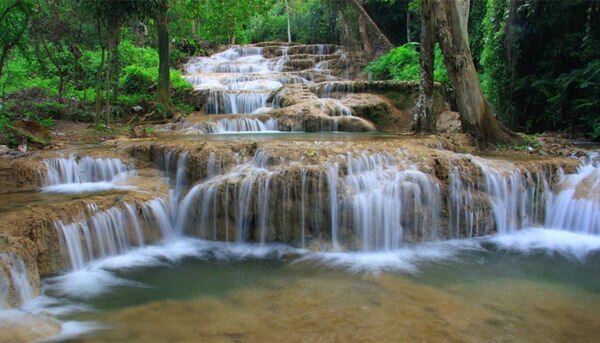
[10,120,51,146]
[436,111,462,133]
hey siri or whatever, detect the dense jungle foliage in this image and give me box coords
[0,0,598,142]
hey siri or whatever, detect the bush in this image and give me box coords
[365,43,449,85]
[121,65,155,95]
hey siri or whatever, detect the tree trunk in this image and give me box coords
[109,18,122,103]
[357,10,372,53]
[104,47,111,126]
[95,47,105,125]
[428,0,520,145]
[0,47,8,80]
[406,4,411,43]
[285,0,292,43]
[336,2,352,49]
[416,0,436,133]
[348,0,393,52]
[156,0,171,108]
[58,74,65,100]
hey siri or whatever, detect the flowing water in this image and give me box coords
[1,44,600,342]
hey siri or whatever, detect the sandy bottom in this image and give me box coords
[72,272,600,343]
[0,311,61,343]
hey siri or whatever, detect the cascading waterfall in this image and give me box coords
[55,199,174,270]
[172,149,445,251]
[545,156,600,233]
[447,166,488,238]
[343,152,441,251]
[175,150,274,242]
[183,118,279,134]
[187,46,288,115]
[0,253,33,308]
[325,163,340,250]
[184,43,347,120]
[473,158,551,233]
[43,155,129,186]
[314,82,355,99]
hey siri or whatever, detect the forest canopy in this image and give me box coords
[0,0,598,140]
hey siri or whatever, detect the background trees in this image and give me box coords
[366,0,599,140]
[0,0,597,140]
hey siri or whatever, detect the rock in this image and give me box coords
[132,105,144,112]
[18,138,28,153]
[436,111,462,133]
[9,120,51,146]
[341,93,411,132]
[270,98,376,132]
[0,145,9,154]
[270,84,319,108]
[129,126,148,138]
[0,312,61,342]
[0,150,28,160]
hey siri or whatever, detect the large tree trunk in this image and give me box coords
[428,0,520,145]
[416,0,436,133]
[156,0,171,108]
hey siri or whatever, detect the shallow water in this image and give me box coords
[153,131,403,142]
[38,231,600,342]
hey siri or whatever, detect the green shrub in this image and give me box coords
[365,43,449,85]
[121,65,155,95]
[0,112,13,132]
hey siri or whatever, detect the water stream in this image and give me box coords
[1,45,599,341]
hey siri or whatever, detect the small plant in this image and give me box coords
[38,117,55,128]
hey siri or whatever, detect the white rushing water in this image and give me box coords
[3,147,598,341]
[182,118,279,134]
[181,43,352,133]
[42,155,135,193]
[544,157,600,233]
[0,253,33,308]
[471,157,551,233]
[55,199,175,271]
[186,46,294,115]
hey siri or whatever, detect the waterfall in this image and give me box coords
[315,82,355,99]
[187,46,284,115]
[41,155,135,193]
[206,90,271,114]
[343,152,442,251]
[0,253,33,308]
[183,118,279,133]
[545,158,600,234]
[447,166,488,238]
[43,155,129,186]
[175,150,274,242]
[171,149,447,251]
[473,158,551,233]
[326,163,340,250]
[55,199,175,270]
[272,47,288,72]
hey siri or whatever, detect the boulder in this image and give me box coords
[10,120,51,146]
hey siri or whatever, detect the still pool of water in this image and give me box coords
[37,231,600,342]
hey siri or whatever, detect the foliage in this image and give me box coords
[479,0,513,125]
[0,0,32,78]
[478,0,600,138]
[197,0,275,44]
[120,65,155,95]
[365,43,448,84]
